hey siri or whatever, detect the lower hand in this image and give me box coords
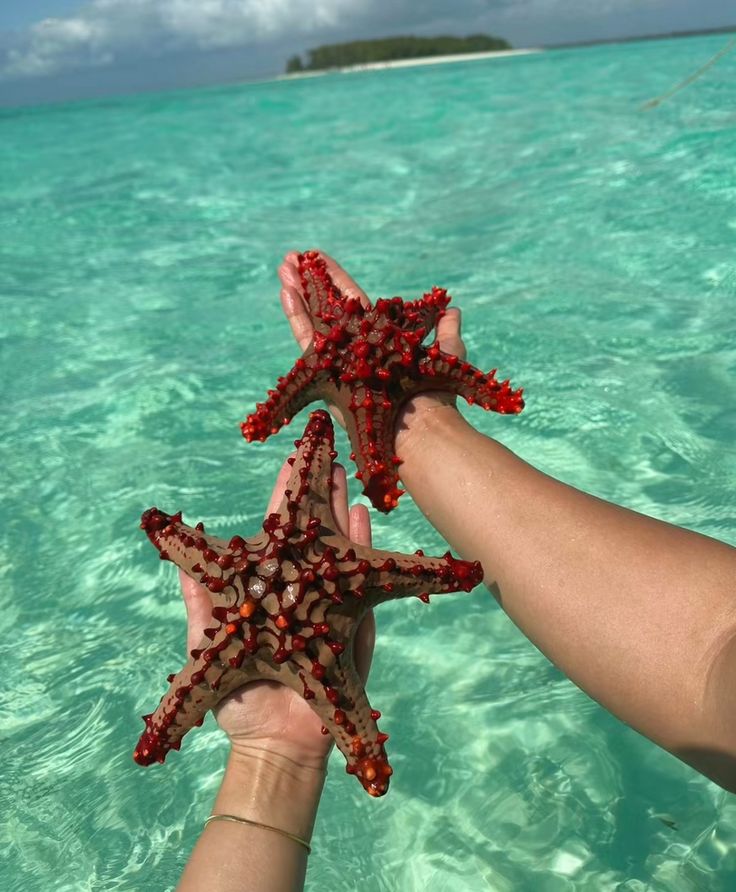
[178,460,375,771]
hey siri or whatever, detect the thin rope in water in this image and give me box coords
[641,35,736,110]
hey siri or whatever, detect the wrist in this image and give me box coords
[395,393,463,459]
[215,747,326,842]
[228,734,330,773]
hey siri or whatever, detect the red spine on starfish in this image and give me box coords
[241,251,524,513]
[134,410,483,796]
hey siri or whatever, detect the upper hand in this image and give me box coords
[277,250,468,439]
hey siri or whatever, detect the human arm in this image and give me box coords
[176,462,375,892]
[279,250,736,792]
[396,400,736,792]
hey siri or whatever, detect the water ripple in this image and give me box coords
[2,34,735,891]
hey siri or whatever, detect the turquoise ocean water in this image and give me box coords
[2,34,736,891]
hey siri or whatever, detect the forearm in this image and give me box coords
[396,404,736,787]
[177,750,325,892]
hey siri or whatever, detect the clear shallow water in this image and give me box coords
[2,33,736,891]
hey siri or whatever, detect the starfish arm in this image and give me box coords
[275,408,336,520]
[343,397,404,514]
[400,286,452,336]
[298,613,392,797]
[241,354,324,442]
[140,507,261,603]
[360,548,484,606]
[134,641,260,765]
[298,252,361,336]
[417,345,525,414]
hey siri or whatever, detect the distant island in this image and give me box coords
[286,34,511,73]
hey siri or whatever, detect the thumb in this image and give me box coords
[179,570,213,656]
[436,307,466,361]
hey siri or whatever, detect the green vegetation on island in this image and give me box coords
[286,34,511,73]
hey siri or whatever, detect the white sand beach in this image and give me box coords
[281,48,542,80]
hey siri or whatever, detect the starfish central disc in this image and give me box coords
[134,410,483,796]
[241,251,524,512]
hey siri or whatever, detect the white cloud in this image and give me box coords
[0,0,669,81]
[0,0,363,79]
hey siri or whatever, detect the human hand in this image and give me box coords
[277,250,468,444]
[178,460,375,772]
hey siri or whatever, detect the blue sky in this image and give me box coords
[0,0,733,106]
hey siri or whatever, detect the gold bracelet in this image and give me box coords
[204,813,312,854]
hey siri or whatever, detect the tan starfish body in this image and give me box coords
[242,251,524,512]
[134,410,483,796]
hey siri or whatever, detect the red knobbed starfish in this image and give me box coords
[135,410,483,796]
[241,251,524,512]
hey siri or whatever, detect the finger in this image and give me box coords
[280,251,302,287]
[330,463,350,538]
[354,610,376,683]
[348,503,375,681]
[279,252,314,351]
[436,307,466,360]
[314,250,372,309]
[348,503,372,548]
[179,570,213,655]
[279,285,314,353]
[265,457,296,517]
